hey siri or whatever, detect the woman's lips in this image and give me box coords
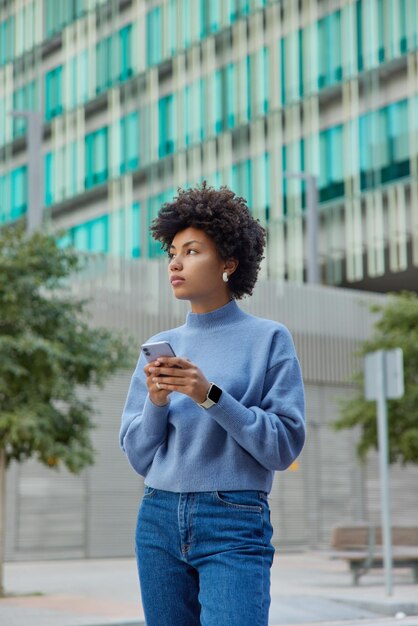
[170,276,185,286]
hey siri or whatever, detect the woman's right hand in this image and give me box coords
[144,360,171,406]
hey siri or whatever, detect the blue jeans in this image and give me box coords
[135,488,275,626]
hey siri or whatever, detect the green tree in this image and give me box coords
[334,291,418,466]
[0,224,135,595]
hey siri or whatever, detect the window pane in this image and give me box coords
[147,7,162,67]
[158,95,175,157]
[45,66,62,120]
[226,63,236,128]
[11,166,27,219]
[119,24,133,81]
[132,202,140,257]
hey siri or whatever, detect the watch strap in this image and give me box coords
[199,383,222,409]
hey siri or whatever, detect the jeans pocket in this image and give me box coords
[214,490,263,513]
[143,485,156,498]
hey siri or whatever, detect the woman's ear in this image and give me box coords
[224,258,239,277]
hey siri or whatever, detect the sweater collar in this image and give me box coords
[185,299,245,330]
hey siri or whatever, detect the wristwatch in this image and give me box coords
[199,383,222,409]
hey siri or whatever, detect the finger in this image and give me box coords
[156,356,191,369]
[144,361,162,375]
[152,366,191,377]
[153,376,189,387]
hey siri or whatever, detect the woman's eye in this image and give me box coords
[187,249,197,255]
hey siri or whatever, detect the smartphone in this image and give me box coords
[141,341,176,363]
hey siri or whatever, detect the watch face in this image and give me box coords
[208,384,222,403]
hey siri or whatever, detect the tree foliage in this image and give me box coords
[0,224,135,473]
[334,291,418,465]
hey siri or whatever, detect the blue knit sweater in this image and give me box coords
[120,300,305,493]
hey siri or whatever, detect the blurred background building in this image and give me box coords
[1,0,417,291]
[1,0,418,561]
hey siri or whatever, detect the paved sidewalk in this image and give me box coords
[1,551,417,626]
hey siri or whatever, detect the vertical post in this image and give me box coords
[306,175,319,284]
[283,171,319,284]
[0,448,5,596]
[26,112,43,235]
[9,111,43,234]
[376,350,393,596]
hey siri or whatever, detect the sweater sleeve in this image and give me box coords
[119,354,170,476]
[207,356,306,471]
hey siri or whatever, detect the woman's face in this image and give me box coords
[168,227,236,313]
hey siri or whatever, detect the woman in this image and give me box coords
[120,182,305,626]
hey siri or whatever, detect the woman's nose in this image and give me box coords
[169,255,182,270]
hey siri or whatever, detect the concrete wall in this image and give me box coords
[5,259,418,560]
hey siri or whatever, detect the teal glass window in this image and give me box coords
[376,0,386,62]
[253,152,270,223]
[45,66,63,120]
[281,31,302,103]
[181,0,191,49]
[0,172,11,224]
[228,0,249,22]
[232,159,252,207]
[120,111,139,174]
[12,81,38,137]
[184,85,191,146]
[213,65,236,132]
[237,0,250,18]
[381,100,409,183]
[12,87,26,138]
[318,11,342,89]
[356,0,364,72]
[44,0,85,38]
[147,7,162,67]
[359,99,409,190]
[209,0,220,33]
[167,0,177,56]
[11,166,27,220]
[200,0,220,37]
[147,189,175,258]
[132,202,141,258]
[0,98,5,147]
[264,152,271,222]
[398,0,415,53]
[68,49,89,109]
[185,80,204,147]
[226,63,236,129]
[96,35,112,94]
[0,16,14,67]
[319,125,344,201]
[44,152,54,206]
[96,26,132,95]
[280,38,286,105]
[85,127,108,189]
[119,24,133,81]
[214,69,223,133]
[69,141,78,197]
[158,95,175,158]
[282,144,288,216]
[249,47,269,119]
[69,214,109,254]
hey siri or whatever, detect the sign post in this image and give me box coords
[9,111,43,234]
[364,348,404,596]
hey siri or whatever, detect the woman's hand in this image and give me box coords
[144,360,172,406]
[146,357,210,405]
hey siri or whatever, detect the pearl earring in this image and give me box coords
[222,271,229,283]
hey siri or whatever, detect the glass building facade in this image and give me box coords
[1,0,418,290]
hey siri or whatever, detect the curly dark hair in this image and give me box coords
[150,181,266,299]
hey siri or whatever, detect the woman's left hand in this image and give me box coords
[149,357,210,405]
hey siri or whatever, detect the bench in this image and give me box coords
[330,525,418,585]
